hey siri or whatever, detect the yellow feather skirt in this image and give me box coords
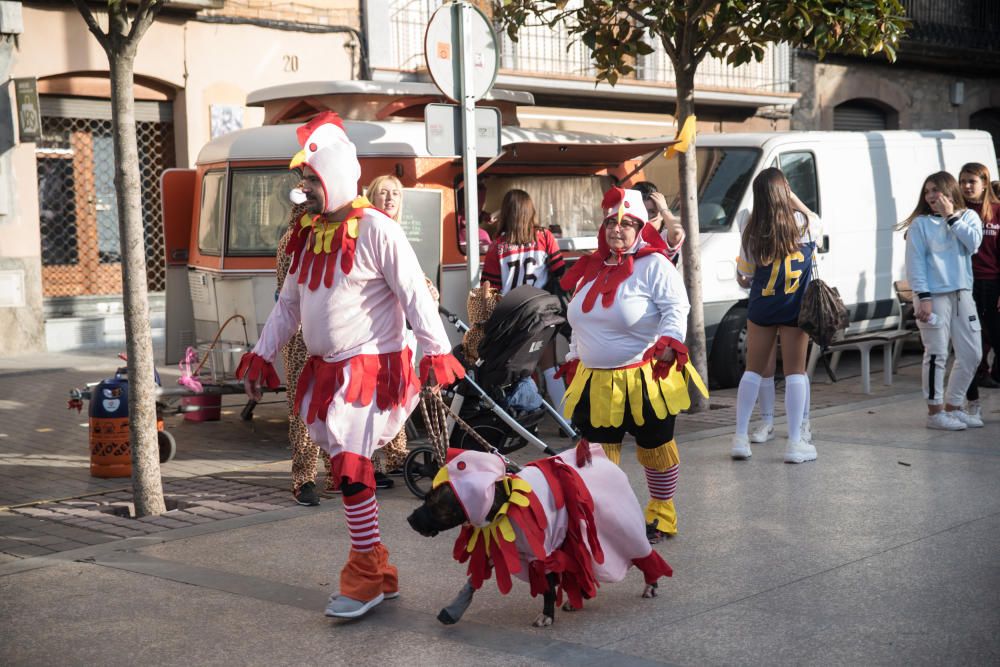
[563,360,709,428]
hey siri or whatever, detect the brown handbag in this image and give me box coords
[797,229,849,348]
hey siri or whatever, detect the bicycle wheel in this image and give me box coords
[403,445,440,499]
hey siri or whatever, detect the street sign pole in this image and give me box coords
[425,0,498,291]
[456,1,480,290]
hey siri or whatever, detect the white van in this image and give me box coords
[643,130,998,387]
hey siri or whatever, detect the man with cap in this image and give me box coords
[237,111,463,619]
[557,186,707,544]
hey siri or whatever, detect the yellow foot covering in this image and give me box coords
[601,443,623,465]
[645,498,677,535]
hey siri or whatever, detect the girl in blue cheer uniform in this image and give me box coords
[732,168,821,464]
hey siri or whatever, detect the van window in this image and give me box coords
[778,151,820,215]
[460,174,615,250]
[656,147,760,232]
[227,168,300,256]
[199,170,226,255]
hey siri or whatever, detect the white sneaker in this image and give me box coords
[731,434,752,460]
[324,593,384,619]
[926,412,967,431]
[750,422,775,443]
[950,408,983,428]
[784,439,817,464]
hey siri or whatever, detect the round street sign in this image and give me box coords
[424,2,499,103]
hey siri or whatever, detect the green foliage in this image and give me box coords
[493,1,908,85]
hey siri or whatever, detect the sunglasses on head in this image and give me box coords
[602,216,644,231]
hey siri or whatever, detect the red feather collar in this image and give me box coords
[560,223,669,312]
[285,196,370,291]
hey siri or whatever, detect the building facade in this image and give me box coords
[12,1,989,357]
[0,0,359,355]
[791,0,1000,154]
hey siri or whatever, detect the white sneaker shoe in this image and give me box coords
[750,422,775,443]
[324,593,384,619]
[801,420,813,444]
[731,434,752,460]
[926,412,967,431]
[950,408,983,428]
[784,439,817,464]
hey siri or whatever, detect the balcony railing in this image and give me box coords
[902,0,1000,53]
[388,0,792,93]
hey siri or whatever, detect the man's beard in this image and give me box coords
[303,197,323,215]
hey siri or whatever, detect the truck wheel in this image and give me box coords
[708,305,748,389]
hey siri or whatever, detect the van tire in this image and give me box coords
[709,305,748,389]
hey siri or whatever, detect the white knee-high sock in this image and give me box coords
[735,371,762,437]
[785,374,809,443]
[803,378,811,423]
[542,367,566,408]
[758,376,775,425]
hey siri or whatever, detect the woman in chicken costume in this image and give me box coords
[557,187,708,543]
[237,112,463,620]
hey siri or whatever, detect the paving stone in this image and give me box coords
[2,543,54,557]
[148,517,194,529]
[38,540,87,552]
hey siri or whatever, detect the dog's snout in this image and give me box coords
[406,507,439,537]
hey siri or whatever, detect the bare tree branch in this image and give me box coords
[69,0,111,51]
[127,0,165,44]
[623,6,656,30]
[692,16,732,64]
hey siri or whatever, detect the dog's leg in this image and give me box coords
[532,573,559,627]
[438,580,476,625]
[642,582,658,599]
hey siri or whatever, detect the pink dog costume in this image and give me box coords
[433,444,672,609]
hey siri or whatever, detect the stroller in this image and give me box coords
[402,285,578,498]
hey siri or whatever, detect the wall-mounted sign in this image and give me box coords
[14,78,41,142]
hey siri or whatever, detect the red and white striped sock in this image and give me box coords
[343,489,380,552]
[644,464,678,501]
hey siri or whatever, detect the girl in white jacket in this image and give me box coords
[901,171,983,430]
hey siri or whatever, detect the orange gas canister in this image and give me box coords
[89,369,132,478]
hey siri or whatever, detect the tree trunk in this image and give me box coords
[109,47,166,516]
[675,68,710,412]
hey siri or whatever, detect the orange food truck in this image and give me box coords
[161,81,673,373]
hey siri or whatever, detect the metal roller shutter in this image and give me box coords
[833,103,888,131]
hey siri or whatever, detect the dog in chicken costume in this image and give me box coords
[237,111,463,619]
[558,187,708,542]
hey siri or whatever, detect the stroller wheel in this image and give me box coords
[402,445,440,499]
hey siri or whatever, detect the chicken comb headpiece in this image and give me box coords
[289,111,359,213]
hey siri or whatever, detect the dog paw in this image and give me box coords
[642,584,658,599]
[561,602,579,612]
[531,613,554,627]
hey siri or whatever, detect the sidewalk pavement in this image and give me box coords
[1,347,998,665]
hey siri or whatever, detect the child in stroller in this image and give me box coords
[402,285,577,498]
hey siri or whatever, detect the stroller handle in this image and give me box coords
[438,305,470,333]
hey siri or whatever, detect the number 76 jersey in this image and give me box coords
[482,229,565,294]
[737,211,820,327]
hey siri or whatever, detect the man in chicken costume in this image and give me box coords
[557,186,708,543]
[237,111,463,619]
